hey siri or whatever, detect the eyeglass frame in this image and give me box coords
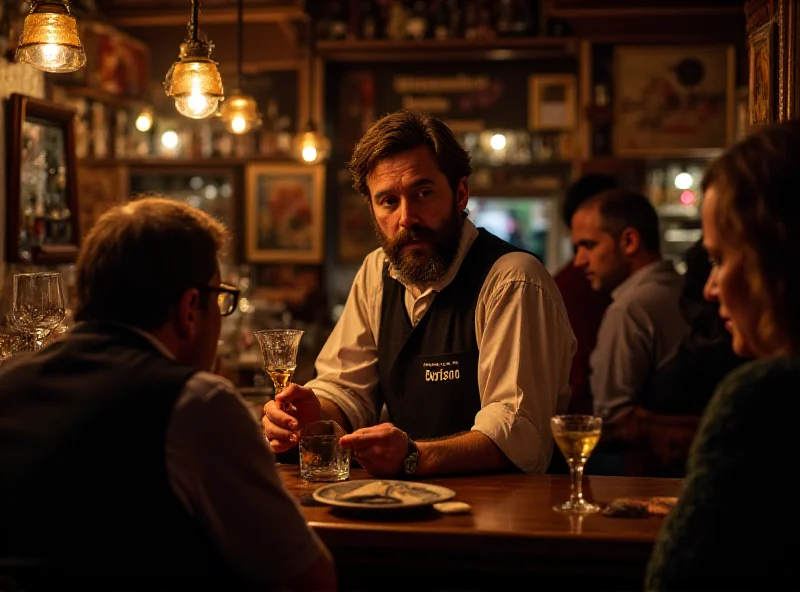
[197,283,240,316]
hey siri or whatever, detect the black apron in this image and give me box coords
[377,228,525,440]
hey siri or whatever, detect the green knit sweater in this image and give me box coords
[644,356,800,591]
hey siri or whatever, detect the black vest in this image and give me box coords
[0,323,243,590]
[377,229,524,440]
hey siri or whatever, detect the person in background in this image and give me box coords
[263,109,576,478]
[570,189,688,474]
[554,173,617,414]
[646,120,800,591]
[0,198,336,591]
[639,238,748,415]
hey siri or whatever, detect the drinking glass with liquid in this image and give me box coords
[551,414,603,514]
[299,420,351,482]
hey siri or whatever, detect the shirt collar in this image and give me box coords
[388,217,479,296]
[611,259,675,301]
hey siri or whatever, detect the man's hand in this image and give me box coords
[262,383,322,452]
[338,422,409,478]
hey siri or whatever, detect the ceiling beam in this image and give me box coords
[107,6,307,27]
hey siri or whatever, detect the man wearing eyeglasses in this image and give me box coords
[0,198,336,591]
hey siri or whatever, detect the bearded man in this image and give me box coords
[262,110,576,478]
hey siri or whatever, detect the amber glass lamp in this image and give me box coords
[16,0,86,73]
[292,26,330,165]
[219,0,261,134]
[164,0,224,120]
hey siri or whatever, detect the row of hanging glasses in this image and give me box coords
[0,272,66,368]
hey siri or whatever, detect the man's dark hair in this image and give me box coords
[74,196,229,330]
[562,173,618,228]
[348,109,472,200]
[583,188,661,253]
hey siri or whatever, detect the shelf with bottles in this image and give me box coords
[316,0,543,42]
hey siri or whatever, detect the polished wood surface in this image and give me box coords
[278,465,682,590]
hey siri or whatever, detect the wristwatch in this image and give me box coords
[402,435,420,477]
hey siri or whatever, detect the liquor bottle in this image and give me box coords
[510,0,535,37]
[463,0,478,40]
[495,0,513,37]
[385,0,407,40]
[446,0,462,38]
[405,0,428,40]
[475,0,496,39]
[327,0,348,40]
[359,0,379,40]
[431,0,449,40]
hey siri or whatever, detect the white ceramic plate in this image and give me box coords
[312,479,457,510]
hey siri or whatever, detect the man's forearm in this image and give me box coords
[416,430,514,477]
[319,398,353,433]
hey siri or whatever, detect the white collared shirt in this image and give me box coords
[306,219,577,474]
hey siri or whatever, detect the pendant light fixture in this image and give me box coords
[219,0,261,134]
[293,23,330,165]
[164,0,224,120]
[16,0,86,73]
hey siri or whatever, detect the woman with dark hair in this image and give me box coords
[645,120,800,590]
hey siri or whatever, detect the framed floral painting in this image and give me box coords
[245,163,325,263]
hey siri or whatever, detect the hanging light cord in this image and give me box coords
[237,0,243,89]
[306,20,315,129]
[188,0,200,43]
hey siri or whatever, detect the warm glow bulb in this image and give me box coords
[135,112,153,132]
[231,116,247,134]
[302,145,318,163]
[674,172,693,190]
[161,130,179,149]
[490,133,507,151]
[173,77,220,119]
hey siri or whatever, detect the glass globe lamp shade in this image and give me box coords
[219,92,262,134]
[164,45,224,120]
[16,3,86,73]
[293,126,331,165]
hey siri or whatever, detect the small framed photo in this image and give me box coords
[749,22,774,127]
[245,163,325,263]
[528,74,577,131]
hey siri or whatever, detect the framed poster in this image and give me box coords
[245,163,325,263]
[613,44,736,156]
[528,74,577,131]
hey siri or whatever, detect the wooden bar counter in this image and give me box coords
[278,465,682,591]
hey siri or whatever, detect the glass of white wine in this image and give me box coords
[253,329,304,398]
[551,414,603,514]
[11,272,66,352]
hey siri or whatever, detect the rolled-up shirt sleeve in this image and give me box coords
[306,251,384,431]
[473,252,577,474]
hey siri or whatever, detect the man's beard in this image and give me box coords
[372,208,464,287]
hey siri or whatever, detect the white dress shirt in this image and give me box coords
[306,219,576,474]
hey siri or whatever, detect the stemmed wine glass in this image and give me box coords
[551,414,603,514]
[253,329,304,398]
[11,272,66,352]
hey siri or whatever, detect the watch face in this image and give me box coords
[403,453,419,475]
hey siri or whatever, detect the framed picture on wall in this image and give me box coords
[613,44,736,156]
[5,94,80,264]
[749,22,774,128]
[528,75,577,131]
[245,163,325,263]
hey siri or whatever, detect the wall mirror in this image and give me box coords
[5,93,80,263]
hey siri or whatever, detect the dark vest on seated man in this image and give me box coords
[0,323,244,591]
[377,228,524,441]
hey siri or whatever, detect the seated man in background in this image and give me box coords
[263,109,576,478]
[639,238,749,415]
[554,173,616,415]
[0,198,336,591]
[570,189,689,474]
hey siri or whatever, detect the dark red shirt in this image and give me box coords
[554,262,611,414]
